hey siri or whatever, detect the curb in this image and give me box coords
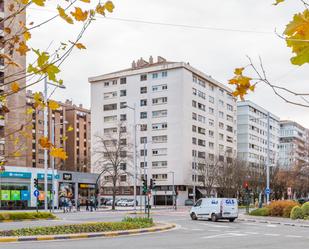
[0,218,58,223]
[238,218,309,228]
[0,223,176,243]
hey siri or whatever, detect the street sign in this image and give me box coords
[33,189,39,197]
[265,188,271,195]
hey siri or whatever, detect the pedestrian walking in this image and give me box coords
[90,197,94,212]
[86,199,89,211]
[68,199,72,212]
[77,198,81,211]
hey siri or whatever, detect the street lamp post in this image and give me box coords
[43,78,65,211]
[125,104,137,211]
[169,171,175,210]
[193,155,196,203]
[51,120,68,212]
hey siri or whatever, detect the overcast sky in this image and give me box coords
[28,0,309,127]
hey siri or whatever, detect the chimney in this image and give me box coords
[157,56,166,63]
[79,104,83,108]
[149,56,154,64]
[136,57,149,68]
[131,60,136,69]
[65,99,72,105]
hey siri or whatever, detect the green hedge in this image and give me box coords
[301,202,309,216]
[290,206,304,220]
[0,217,154,237]
[249,207,270,216]
[0,212,56,221]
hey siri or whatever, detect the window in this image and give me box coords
[209,130,214,137]
[219,133,224,140]
[104,115,117,122]
[162,71,168,77]
[152,97,168,105]
[192,125,197,132]
[219,122,224,129]
[198,103,205,111]
[198,90,205,99]
[219,111,224,118]
[192,112,197,120]
[209,107,214,114]
[140,149,147,156]
[140,87,147,94]
[192,100,197,108]
[152,135,167,143]
[104,81,109,87]
[227,115,233,122]
[152,123,167,130]
[219,88,224,95]
[140,137,147,144]
[198,139,206,147]
[227,104,233,111]
[140,162,147,168]
[226,136,233,143]
[112,80,117,85]
[192,88,197,95]
[219,99,224,106]
[195,199,202,207]
[104,127,117,134]
[120,90,126,97]
[209,142,214,149]
[152,84,167,92]
[192,137,197,144]
[209,84,214,91]
[140,124,147,131]
[104,91,117,99]
[140,99,147,106]
[140,112,147,119]
[152,148,167,156]
[152,161,167,168]
[198,115,206,123]
[209,119,214,126]
[103,103,117,111]
[227,125,233,132]
[120,78,126,84]
[152,73,158,79]
[219,144,224,151]
[120,102,127,109]
[152,110,167,118]
[120,175,127,182]
[152,174,168,180]
[209,96,214,103]
[198,127,205,135]
[120,114,127,121]
[140,74,147,81]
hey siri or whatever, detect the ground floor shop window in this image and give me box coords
[0,183,30,210]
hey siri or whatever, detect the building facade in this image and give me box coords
[25,91,91,172]
[89,56,237,205]
[237,100,280,168]
[279,120,309,169]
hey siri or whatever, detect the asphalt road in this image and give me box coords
[0,209,309,249]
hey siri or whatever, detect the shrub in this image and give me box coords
[290,206,304,220]
[301,202,309,216]
[268,200,299,217]
[283,205,295,218]
[0,212,56,221]
[249,207,270,216]
[122,217,153,224]
[0,220,155,237]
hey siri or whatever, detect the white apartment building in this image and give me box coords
[237,101,280,168]
[279,120,309,169]
[89,56,237,205]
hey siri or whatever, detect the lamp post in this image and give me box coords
[168,171,175,210]
[43,78,66,211]
[124,104,137,211]
[51,120,68,212]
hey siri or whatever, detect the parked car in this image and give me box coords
[184,199,194,206]
[190,198,238,222]
[121,199,138,207]
[297,198,309,205]
[117,199,129,206]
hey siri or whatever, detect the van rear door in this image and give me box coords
[222,198,238,218]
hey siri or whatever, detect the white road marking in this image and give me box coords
[207,229,221,232]
[202,233,247,239]
[264,233,280,237]
[198,223,230,228]
[245,232,259,235]
[266,224,277,227]
[191,228,204,231]
[286,235,302,238]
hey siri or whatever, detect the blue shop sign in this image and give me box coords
[21,190,30,201]
[1,171,31,179]
[37,173,60,180]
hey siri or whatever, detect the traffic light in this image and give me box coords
[150,178,156,190]
[244,181,249,191]
[34,178,38,189]
[142,179,147,194]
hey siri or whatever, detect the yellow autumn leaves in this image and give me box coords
[228,67,255,100]
[39,137,68,160]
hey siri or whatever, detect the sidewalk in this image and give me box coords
[239,213,309,227]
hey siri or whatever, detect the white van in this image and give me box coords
[190,198,238,222]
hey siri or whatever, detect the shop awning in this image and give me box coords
[197,188,207,196]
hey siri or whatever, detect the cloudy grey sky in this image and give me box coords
[28,0,309,127]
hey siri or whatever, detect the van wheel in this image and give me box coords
[211,214,218,222]
[229,218,235,222]
[190,212,197,220]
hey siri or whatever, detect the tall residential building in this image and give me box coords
[237,100,280,168]
[279,120,309,169]
[1,0,27,166]
[89,56,237,205]
[25,91,91,172]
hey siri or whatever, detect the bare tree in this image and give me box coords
[196,155,220,197]
[93,123,132,210]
